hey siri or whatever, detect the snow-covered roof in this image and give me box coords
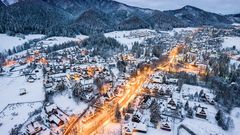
[45,104,57,113]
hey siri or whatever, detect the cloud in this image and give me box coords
[115,0,240,14]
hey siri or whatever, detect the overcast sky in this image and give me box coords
[115,0,240,14]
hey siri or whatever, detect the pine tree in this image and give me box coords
[187,107,193,118]
[184,101,189,111]
[115,103,121,122]
[215,110,229,130]
[215,110,221,121]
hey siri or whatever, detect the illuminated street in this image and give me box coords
[63,45,206,135]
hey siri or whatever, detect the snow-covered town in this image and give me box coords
[0,0,240,135]
[0,24,240,135]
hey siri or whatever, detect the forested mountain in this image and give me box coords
[0,0,74,36]
[82,34,125,58]
[147,10,185,30]
[0,0,5,7]
[227,13,240,23]
[72,9,115,35]
[118,16,149,30]
[43,0,154,17]
[164,5,232,26]
[0,0,236,36]
[1,0,20,5]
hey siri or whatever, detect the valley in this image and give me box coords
[0,25,240,135]
[0,0,240,135]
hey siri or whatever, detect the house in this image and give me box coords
[200,94,214,105]
[133,123,147,133]
[161,121,171,131]
[122,126,133,135]
[167,98,177,110]
[26,121,43,135]
[44,79,54,88]
[49,115,64,126]
[44,104,69,127]
[79,91,94,102]
[122,122,147,135]
[27,75,35,83]
[45,104,58,115]
[167,78,178,84]
[151,76,163,84]
[159,88,165,96]
[104,91,115,101]
[132,111,142,123]
[140,95,152,109]
[196,106,207,119]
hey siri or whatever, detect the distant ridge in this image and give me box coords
[0,0,236,36]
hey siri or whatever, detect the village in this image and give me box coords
[0,25,240,135]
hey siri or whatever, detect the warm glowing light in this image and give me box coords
[39,57,48,64]
[64,45,207,135]
[3,60,17,67]
[26,56,35,63]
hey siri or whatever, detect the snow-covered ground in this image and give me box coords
[222,37,240,50]
[179,128,191,135]
[96,123,121,135]
[0,102,43,134]
[39,35,88,47]
[53,94,88,115]
[230,108,240,135]
[161,27,199,36]
[0,67,45,111]
[181,117,228,135]
[181,84,213,97]
[179,84,240,135]
[0,34,45,51]
[172,27,199,33]
[135,128,172,135]
[105,29,157,50]
[230,59,240,67]
[232,23,240,26]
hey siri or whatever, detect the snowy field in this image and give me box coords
[0,102,43,134]
[181,84,213,97]
[0,34,45,51]
[105,29,157,50]
[172,27,199,33]
[53,94,88,115]
[179,84,240,135]
[161,27,199,36]
[222,37,240,50]
[38,35,88,47]
[0,67,45,111]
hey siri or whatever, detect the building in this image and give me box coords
[26,121,43,135]
[44,104,69,127]
[167,98,177,110]
[196,106,207,119]
[161,121,171,131]
[122,122,147,135]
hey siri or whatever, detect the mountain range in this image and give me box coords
[0,0,239,36]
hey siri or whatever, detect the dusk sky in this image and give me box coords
[115,0,240,14]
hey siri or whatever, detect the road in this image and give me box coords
[64,67,152,135]
[63,45,205,135]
